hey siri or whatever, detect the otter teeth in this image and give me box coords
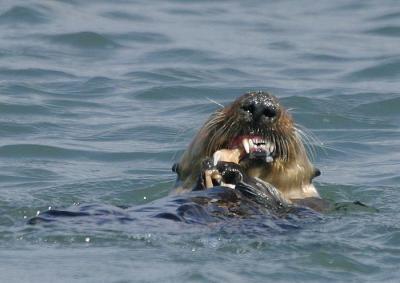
[239,137,275,159]
[249,139,254,148]
[213,151,221,166]
[242,138,250,154]
[268,143,275,153]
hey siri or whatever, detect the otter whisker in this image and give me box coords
[295,124,321,147]
[271,132,278,157]
[281,135,289,161]
[294,124,322,160]
[295,129,315,160]
[274,136,286,160]
[282,133,292,161]
[206,97,224,108]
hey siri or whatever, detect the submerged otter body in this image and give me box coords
[173,91,324,209]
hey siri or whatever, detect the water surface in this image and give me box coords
[0,0,399,282]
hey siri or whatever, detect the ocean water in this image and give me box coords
[0,0,399,282]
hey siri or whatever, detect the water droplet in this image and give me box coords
[36,210,40,216]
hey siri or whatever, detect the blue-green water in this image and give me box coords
[1,0,400,282]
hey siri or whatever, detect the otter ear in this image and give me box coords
[312,168,321,179]
[172,163,180,175]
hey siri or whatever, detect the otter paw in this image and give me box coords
[216,161,244,186]
[200,158,222,189]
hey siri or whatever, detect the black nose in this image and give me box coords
[242,101,277,121]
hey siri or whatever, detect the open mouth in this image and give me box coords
[229,135,275,163]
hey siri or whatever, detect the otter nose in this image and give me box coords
[243,102,277,121]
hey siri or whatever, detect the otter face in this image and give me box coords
[205,91,295,166]
[236,93,283,158]
[176,91,320,201]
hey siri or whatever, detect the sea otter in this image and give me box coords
[27,91,330,227]
[172,91,324,209]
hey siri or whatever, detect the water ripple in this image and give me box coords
[352,97,400,116]
[143,48,222,64]
[44,32,122,49]
[0,68,76,80]
[371,11,400,21]
[0,5,49,25]
[0,102,52,116]
[366,26,400,37]
[100,11,150,22]
[346,59,400,80]
[0,144,175,162]
[109,31,171,44]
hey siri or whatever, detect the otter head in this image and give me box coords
[175,91,321,201]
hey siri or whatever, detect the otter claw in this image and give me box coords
[202,158,214,170]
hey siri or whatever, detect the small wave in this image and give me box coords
[371,11,400,21]
[0,102,52,116]
[44,31,121,49]
[279,67,339,77]
[0,5,49,25]
[345,60,400,80]
[305,250,380,275]
[0,168,60,184]
[85,125,178,142]
[352,97,400,116]
[281,96,326,112]
[215,68,252,78]
[124,71,183,83]
[160,102,224,116]
[134,86,219,100]
[71,76,119,96]
[0,121,64,138]
[142,48,222,64]
[125,68,212,83]
[296,113,378,130]
[269,41,296,50]
[165,7,226,17]
[83,76,115,87]
[133,85,249,101]
[44,98,103,109]
[300,53,348,62]
[0,122,38,136]
[0,144,81,159]
[100,11,149,22]
[108,31,171,44]
[0,144,176,162]
[124,68,255,87]
[0,83,61,97]
[365,26,400,37]
[0,68,76,80]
